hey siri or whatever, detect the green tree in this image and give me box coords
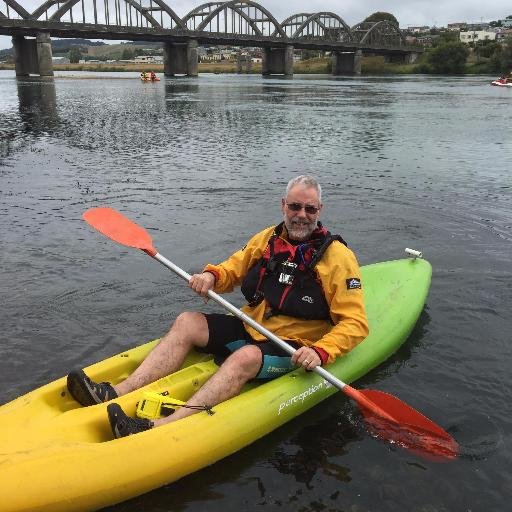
[364,12,399,25]
[69,47,82,63]
[475,40,499,59]
[426,41,469,74]
[121,47,135,60]
[302,49,323,60]
[497,36,512,74]
[436,31,459,45]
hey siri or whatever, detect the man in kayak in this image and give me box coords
[67,175,369,437]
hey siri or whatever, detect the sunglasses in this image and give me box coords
[286,202,320,214]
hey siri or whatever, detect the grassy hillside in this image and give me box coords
[86,43,161,58]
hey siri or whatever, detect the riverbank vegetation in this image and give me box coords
[415,36,512,74]
[1,37,510,76]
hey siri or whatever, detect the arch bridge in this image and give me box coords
[0,0,421,77]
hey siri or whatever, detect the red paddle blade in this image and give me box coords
[356,389,458,461]
[83,207,157,256]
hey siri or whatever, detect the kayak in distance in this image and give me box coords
[140,72,160,82]
[490,77,512,87]
[0,255,432,512]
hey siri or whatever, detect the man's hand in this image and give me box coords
[188,272,216,299]
[291,346,321,370]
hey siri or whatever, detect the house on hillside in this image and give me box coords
[496,28,512,41]
[447,22,467,31]
[407,26,430,33]
[52,56,70,64]
[134,55,163,64]
[460,29,497,43]
[415,35,440,47]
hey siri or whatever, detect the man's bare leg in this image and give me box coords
[114,311,209,396]
[153,344,262,426]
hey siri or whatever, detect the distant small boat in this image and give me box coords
[490,77,512,87]
[140,72,160,82]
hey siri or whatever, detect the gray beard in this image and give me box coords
[284,216,317,241]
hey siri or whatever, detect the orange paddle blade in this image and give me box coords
[356,389,458,461]
[83,207,157,256]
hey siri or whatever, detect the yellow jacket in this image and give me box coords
[204,225,369,364]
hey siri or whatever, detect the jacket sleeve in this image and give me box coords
[202,226,275,294]
[312,243,369,363]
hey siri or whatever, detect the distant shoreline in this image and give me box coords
[0,57,417,75]
[0,56,496,75]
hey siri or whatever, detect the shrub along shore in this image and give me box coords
[0,54,502,75]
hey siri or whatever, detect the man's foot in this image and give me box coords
[67,369,118,406]
[107,403,153,438]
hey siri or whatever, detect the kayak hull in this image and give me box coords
[491,80,512,87]
[0,257,431,512]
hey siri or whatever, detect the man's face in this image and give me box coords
[281,185,323,241]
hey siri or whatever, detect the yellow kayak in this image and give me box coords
[0,257,431,512]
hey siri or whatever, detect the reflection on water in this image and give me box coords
[269,415,358,487]
[17,78,59,134]
[0,72,512,512]
[1,78,59,159]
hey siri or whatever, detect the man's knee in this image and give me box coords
[169,311,209,347]
[225,345,262,379]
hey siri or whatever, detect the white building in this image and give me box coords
[447,23,467,31]
[460,30,497,43]
[407,26,430,33]
[134,55,163,64]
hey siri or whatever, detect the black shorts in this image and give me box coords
[196,313,300,380]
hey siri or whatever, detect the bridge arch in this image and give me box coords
[183,1,286,37]
[351,20,406,46]
[284,12,352,42]
[30,0,185,29]
[277,13,310,37]
[2,0,31,19]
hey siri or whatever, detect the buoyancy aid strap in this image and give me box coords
[308,233,348,270]
[278,284,293,310]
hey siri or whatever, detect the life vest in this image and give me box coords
[241,222,347,321]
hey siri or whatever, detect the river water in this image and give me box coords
[1,70,511,511]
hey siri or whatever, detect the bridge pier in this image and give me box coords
[262,45,293,76]
[164,40,198,77]
[331,50,362,75]
[12,33,53,78]
[405,52,420,64]
[236,54,252,74]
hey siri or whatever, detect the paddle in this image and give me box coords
[83,207,458,460]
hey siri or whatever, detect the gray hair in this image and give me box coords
[285,175,322,202]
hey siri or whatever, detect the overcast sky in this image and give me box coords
[1,0,511,50]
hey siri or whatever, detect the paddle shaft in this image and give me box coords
[151,251,348,390]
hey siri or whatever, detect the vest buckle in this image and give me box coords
[278,261,297,285]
